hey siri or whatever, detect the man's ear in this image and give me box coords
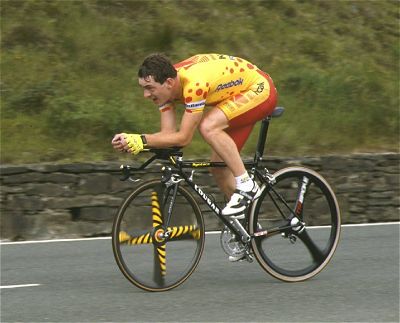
[165,77,175,89]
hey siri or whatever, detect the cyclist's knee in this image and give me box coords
[198,109,228,141]
[198,118,215,141]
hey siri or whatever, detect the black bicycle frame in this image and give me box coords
[161,116,274,237]
[120,113,289,239]
[171,162,238,233]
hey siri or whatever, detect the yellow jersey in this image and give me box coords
[158,54,267,114]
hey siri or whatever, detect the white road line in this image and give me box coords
[0,284,41,289]
[341,222,399,227]
[0,222,398,245]
[0,236,111,245]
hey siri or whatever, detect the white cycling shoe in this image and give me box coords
[222,181,261,218]
[228,254,246,262]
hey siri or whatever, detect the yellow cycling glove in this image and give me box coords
[123,133,147,155]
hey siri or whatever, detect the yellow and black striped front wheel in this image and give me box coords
[112,179,205,292]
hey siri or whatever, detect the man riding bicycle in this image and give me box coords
[112,53,277,224]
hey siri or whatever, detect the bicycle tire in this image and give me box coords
[249,166,341,282]
[112,179,205,292]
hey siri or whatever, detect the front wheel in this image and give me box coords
[249,167,341,282]
[112,179,205,291]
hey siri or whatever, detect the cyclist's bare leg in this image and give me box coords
[199,107,260,218]
[209,150,235,199]
[198,108,247,177]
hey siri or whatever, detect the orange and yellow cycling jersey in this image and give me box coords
[158,54,273,118]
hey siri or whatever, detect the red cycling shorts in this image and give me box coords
[217,70,278,151]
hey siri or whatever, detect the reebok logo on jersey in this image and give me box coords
[216,78,244,92]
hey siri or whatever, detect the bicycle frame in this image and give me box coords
[120,110,296,241]
[165,157,298,240]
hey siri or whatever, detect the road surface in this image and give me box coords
[1,223,399,322]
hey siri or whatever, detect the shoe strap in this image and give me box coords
[233,189,254,204]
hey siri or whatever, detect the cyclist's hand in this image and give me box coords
[111,133,129,152]
[123,133,146,155]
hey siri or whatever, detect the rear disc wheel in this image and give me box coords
[249,167,341,282]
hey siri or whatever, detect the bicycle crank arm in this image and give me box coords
[244,250,254,263]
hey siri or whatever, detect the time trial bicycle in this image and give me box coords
[111,107,341,292]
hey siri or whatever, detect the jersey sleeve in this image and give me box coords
[183,81,210,113]
[158,102,174,113]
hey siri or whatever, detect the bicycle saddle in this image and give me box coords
[271,106,285,118]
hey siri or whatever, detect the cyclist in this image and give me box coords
[112,53,277,222]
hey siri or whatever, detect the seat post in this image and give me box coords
[254,116,271,164]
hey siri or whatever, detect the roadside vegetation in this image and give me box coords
[1,0,399,164]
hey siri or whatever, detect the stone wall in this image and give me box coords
[0,153,398,241]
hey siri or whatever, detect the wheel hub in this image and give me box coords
[290,217,305,233]
[152,225,168,246]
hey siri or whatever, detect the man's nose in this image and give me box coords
[143,89,151,98]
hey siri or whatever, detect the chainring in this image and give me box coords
[220,226,246,258]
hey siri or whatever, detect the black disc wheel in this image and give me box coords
[249,167,341,282]
[112,179,205,291]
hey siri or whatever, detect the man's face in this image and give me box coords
[138,76,173,106]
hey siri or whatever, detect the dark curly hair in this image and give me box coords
[138,53,177,84]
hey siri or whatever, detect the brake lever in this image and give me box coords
[120,165,142,183]
[120,165,130,181]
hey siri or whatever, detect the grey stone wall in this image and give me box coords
[1,153,398,241]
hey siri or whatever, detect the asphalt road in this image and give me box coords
[1,223,399,322]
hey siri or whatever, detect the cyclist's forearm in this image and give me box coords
[145,110,201,148]
[144,131,192,148]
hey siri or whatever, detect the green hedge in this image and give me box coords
[1,0,399,163]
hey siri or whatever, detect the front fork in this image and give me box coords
[159,166,183,231]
